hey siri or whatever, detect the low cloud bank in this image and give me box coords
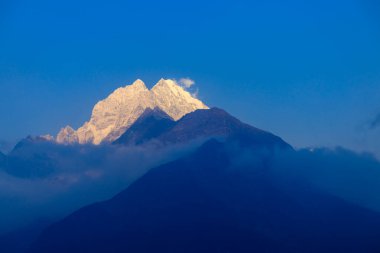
[271,147,380,212]
[1,139,380,236]
[0,141,198,235]
[220,142,380,213]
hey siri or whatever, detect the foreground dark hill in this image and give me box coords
[0,152,6,173]
[0,151,5,166]
[30,139,380,253]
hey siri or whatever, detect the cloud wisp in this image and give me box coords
[172,77,199,98]
[369,113,380,129]
[178,78,195,88]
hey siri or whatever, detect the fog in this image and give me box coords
[228,143,380,213]
[1,139,380,237]
[271,147,380,212]
[0,141,199,235]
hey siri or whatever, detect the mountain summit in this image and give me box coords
[56,79,208,145]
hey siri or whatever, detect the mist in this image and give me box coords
[2,138,380,238]
[228,143,380,213]
[271,147,380,212]
[0,141,199,235]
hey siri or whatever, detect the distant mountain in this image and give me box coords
[11,136,53,152]
[4,136,56,178]
[115,107,291,151]
[56,79,208,145]
[30,139,380,253]
[8,107,289,179]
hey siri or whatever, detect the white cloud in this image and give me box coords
[191,88,199,99]
[179,78,195,89]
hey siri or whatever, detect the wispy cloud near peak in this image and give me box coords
[178,78,195,88]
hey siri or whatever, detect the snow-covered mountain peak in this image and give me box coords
[56,78,208,145]
[127,79,148,90]
[151,79,208,120]
[109,79,148,99]
[152,79,183,95]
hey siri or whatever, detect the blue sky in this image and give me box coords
[1,0,380,155]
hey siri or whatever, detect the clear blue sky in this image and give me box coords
[1,0,380,155]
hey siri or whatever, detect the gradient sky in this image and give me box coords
[1,0,380,155]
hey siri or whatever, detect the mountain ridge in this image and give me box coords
[112,107,176,146]
[115,107,291,151]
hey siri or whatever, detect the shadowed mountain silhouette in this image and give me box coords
[29,139,380,253]
[2,137,53,178]
[4,108,289,179]
[115,107,291,150]
[113,107,176,146]
[4,136,56,178]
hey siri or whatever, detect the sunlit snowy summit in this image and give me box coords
[56,79,209,145]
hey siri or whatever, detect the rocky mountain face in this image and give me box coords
[56,79,208,145]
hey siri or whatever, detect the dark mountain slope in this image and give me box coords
[5,137,56,178]
[0,219,51,253]
[115,107,291,151]
[114,107,176,146]
[158,108,290,149]
[30,139,380,253]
